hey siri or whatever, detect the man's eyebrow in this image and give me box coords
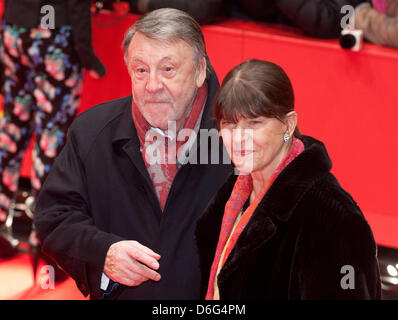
[130,56,179,64]
[159,56,178,62]
[130,57,146,64]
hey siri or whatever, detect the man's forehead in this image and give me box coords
[128,32,195,62]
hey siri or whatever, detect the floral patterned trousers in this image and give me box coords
[0,23,83,222]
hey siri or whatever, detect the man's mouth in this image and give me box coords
[147,101,167,104]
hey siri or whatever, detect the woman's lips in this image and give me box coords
[233,150,254,157]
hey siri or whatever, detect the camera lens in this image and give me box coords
[340,34,357,49]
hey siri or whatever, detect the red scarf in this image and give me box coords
[132,84,208,210]
[205,137,304,299]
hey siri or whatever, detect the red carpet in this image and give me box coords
[0,252,87,300]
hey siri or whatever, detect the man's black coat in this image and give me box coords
[34,71,233,299]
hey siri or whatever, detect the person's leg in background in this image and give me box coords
[0,24,37,225]
[30,26,83,198]
[0,26,4,119]
[0,24,83,261]
[28,25,83,281]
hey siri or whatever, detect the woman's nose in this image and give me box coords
[233,128,253,147]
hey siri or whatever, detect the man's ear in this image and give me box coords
[285,111,298,137]
[195,56,207,88]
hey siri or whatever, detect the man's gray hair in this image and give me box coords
[122,8,210,78]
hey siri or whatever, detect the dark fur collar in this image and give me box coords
[195,135,333,285]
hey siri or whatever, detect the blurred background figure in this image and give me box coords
[128,0,227,25]
[355,0,398,48]
[231,0,365,38]
[125,0,367,38]
[0,0,105,257]
[99,0,369,38]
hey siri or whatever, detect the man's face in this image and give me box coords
[127,32,206,131]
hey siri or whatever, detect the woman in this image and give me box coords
[195,59,381,299]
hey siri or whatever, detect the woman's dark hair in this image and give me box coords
[213,59,301,137]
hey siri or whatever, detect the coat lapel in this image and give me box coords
[218,203,278,282]
[111,97,161,212]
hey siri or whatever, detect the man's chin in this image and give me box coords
[144,114,182,132]
[146,119,170,130]
[141,111,170,129]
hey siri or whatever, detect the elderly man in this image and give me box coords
[34,8,232,299]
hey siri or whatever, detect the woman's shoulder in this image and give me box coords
[299,172,374,241]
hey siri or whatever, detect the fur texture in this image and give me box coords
[195,135,382,300]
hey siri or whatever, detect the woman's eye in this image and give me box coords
[221,120,235,127]
[249,119,262,125]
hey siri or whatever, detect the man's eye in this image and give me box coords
[163,66,175,73]
[134,68,148,78]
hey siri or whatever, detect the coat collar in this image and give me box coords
[111,97,157,202]
[196,135,333,283]
[259,135,332,223]
[111,95,137,144]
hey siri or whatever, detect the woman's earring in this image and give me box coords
[283,133,290,143]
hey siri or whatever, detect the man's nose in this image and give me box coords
[145,71,163,93]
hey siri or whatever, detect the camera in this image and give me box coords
[339,28,363,51]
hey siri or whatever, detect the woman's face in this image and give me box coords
[220,116,290,175]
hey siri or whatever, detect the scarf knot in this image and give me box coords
[132,84,208,210]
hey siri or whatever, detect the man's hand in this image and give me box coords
[104,240,161,286]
